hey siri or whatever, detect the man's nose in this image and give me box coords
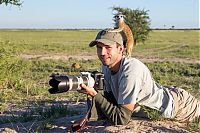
[101,47,106,55]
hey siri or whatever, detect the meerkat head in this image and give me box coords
[114,13,125,23]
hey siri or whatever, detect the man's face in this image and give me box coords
[96,42,123,68]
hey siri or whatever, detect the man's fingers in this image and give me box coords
[80,83,86,88]
[78,83,97,97]
[77,84,87,94]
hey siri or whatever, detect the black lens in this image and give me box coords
[48,75,70,94]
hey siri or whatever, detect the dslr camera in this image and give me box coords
[48,71,104,94]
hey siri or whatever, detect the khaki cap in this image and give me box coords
[89,29,124,47]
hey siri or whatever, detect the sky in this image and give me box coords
[0,0,199,29]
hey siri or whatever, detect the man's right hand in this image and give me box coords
[78,83,98,97]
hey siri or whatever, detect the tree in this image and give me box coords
[112,7,151,45]
[0,0,22,6]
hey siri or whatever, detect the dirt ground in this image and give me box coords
[0,105,194,133]
[0,54,199,132]
[20,53,200,64]
[0,100,198,133]
[0,119,192,133]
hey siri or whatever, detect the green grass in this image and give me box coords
[1,103,80,124]
[186,121,200,132]
[0,29,98,55]
[0,29,199,59]
[0,29,199,131]
[146,62,200,99]
[135,30,199,59]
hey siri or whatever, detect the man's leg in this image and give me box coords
[169,87,200,122]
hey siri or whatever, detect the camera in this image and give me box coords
[48,71,104,94]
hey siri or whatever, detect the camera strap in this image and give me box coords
[69,95,92,132]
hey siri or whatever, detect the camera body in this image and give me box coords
[48,71,104,94]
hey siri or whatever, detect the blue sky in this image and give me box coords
[0,0,199,29]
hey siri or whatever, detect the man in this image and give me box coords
[79,29,200,125]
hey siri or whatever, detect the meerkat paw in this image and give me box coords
[106,28,118,33]
[104,28,113,31]
[125,53,131,58]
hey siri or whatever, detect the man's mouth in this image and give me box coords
[101,56,110,63]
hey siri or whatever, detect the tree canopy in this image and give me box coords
[0,0,22,6]
[112,7,151,45]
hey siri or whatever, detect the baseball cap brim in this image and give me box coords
[89,39,116,47]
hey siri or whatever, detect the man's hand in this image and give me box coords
[78,83,98,97]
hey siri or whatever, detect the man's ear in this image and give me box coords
[118,45,124,53]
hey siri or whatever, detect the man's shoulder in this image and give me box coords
[121,57,151,76]
[123,57,145,68]
[124,57,142,63]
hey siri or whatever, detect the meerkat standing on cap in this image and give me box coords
[109,13,134,57]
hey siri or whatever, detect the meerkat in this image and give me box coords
[109,13,134,57]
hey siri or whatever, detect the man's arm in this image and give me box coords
[94,92,134,125]
[79,84,135,125]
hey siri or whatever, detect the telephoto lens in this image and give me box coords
[48,72,95,94]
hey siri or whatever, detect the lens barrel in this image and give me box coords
[48,74,94,94]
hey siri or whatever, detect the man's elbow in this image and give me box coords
[115,116,130,125]
[113,106,132,125]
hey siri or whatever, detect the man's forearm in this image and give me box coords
[93,92,132,125]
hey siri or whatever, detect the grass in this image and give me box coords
[146,62,200,98]
[186,121,200,132]
[1,103,80,124]
[0,29,199,131]
[135,30,199,59]
[0,29,97,55]
[0,29,199,59]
